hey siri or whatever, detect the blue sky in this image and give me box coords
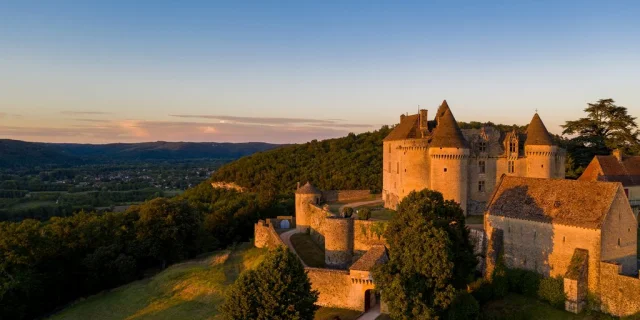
[1,1,639,143]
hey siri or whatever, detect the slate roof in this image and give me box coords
[295,182,321,195]
[350,245,388,271]
[383,114,420,141]
[486,176,621,229]
[430,107,469,148]
[524,113,554,146]
[579,155,640,186]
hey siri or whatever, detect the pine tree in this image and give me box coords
[222,246,319,320]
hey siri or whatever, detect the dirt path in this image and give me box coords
[356,304,380,320]
[279,229,307,267]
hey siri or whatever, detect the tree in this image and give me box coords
[342,207,354,218]
[372,189,476,320]
[358,207,372,220]
[222,246,318,320]
[562,98,640,168]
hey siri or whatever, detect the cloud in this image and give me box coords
[201,126,217,134]
[118,120,149,138]
[61,111,112,115]
[169,114,376,131]
[73,118,111,123]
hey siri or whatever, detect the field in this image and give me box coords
[49,242,351,320]
[481,294,615,320]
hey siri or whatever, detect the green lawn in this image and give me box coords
[482,294,615,320]
[314,307,361,320]
[290,233,326,268]
[49,243,267,320]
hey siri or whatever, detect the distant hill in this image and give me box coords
[0,139,280,168]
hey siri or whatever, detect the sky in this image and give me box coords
[1,1,639,144]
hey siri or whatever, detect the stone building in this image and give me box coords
[255,182,389,313]
[382,100,566,214]
[579,149,640,215]
[484,176,639,315]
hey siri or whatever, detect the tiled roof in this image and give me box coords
[524,113,554,146]
[383,114,420,141]
[295,182,321,195]
[579,155,640,186]
[430,108,469,148]
[487,176,621,229]
[350,245,388,271]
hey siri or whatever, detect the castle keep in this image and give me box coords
[383,100,566,214]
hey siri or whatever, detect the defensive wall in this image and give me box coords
[321,190,371,203]
[598,261,640,316]
[254,216,295,249]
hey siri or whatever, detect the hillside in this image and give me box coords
[210,127,392,195]
[0,139,280,168]
[49,243,362,320]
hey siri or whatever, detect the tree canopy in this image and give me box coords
[372,189,476,320]
[222,246,318,320]
[562,98,640,170]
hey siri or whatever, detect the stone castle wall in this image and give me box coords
[306,204,332,247]
[598,262,640,316]
[353,220,387,255]
[322,190,372,203]
[210,181,247,193]
[324,218,354,268]
[254,219,287,249]
[485,215,602,293]
[600,189,638,275]
[306,267,376,312]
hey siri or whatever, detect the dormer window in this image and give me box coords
[509,141,517,153]
[479,141,487,153]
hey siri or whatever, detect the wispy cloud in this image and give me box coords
[73,118,111,123]
[169,114,376,130]
[61,111,112,115]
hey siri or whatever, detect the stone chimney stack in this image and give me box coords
[419,109,429,137]
[613,149,624,161]
[400,114,406,122]
[297,181,300,190]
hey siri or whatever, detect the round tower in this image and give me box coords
[324,217,354,268]
[295,182,321,232]
[428,103,470,214]
[524,113,557,179]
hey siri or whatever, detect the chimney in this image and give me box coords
[419,109,429,138]
[297,181,300,190]
[613,149,624,161]
[400,114,406,122]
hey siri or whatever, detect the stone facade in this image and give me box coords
[383,101,565,215]
[484,176,639,316]
[321,190,371,203]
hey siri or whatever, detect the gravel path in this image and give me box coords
[356,304,380,320]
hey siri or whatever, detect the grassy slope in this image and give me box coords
[290,233,326,268]
[50,242,355,320]
[482,294,615,320]
[50,243,267,320]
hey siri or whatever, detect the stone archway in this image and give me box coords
[280,219,290,229]
[364,289,377,312]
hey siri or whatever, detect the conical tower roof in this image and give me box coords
[435,100,451,119]
[525,113,554,146]
[296,182,321,195]
[430,107,469,148]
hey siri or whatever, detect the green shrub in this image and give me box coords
[505,268,541,297]
[358,207,371,220]
[537,276,565,308]
[447,291,479,320]
[342,207,354,218]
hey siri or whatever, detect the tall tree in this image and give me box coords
[562,98,640,167]
[372,189,477,320]
[222,246,318,320]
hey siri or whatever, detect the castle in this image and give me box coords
[249,100,640,317]
[383,100,566,214]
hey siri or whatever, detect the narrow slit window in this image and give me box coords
[478,160,486,174]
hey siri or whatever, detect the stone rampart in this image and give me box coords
[353,220,387,255]
[322,190,371,203]
[306,267,375,312]
[254,219,286,249]
[324,218,354,268]
[598,261,640,317]
[307,204,332,247]
[210,181,247,192]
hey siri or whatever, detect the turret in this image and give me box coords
[429,101,470,214]
[295,182,321,232]
[524,113,560,178]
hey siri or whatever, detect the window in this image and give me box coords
[478,180,485,192]
[444,168,448,172]
[479,141,487,152]
[388,162,391,172]
[397,162,399,174]
[509,141,517,153]
[388,144,391,153]
[625,188,629,198]
[478,160,486,174]
[508,160,515,173]
[618,238,621,246]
